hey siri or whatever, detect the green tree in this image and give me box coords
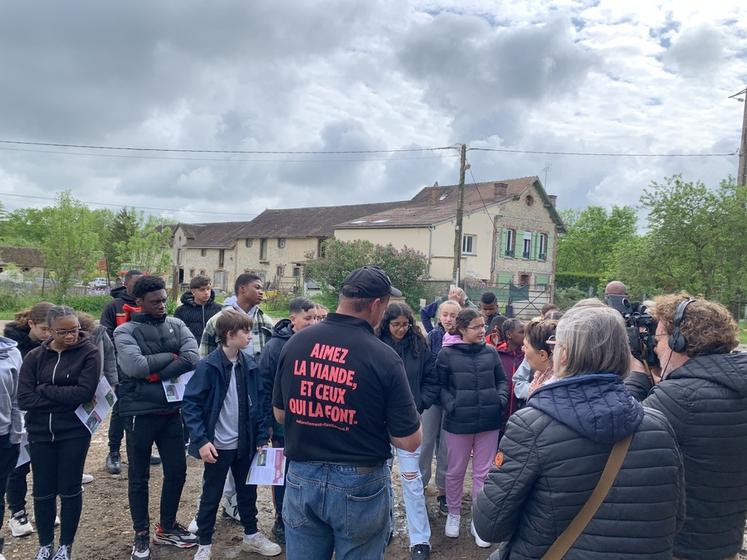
[0,207,52,246]
[113,215,172,275]
[41,191,102,298]
[556,205,638,290]
[103,208,139,276]
[304,238,430,309]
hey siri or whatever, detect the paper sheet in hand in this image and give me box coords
[75,376,116,434]
[247,447,286,486]
[162,370,195,402]
[16,432,30,468]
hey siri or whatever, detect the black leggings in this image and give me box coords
[30,435,91,547]
[5,459,29,515]
[0,435,20,552]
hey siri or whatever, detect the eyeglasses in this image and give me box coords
[51,327,80,337]
[546,335,557,346]
[390,322,410,330]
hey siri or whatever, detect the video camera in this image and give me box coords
[606,295,659,368]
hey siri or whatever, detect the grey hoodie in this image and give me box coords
[0,336,23,444]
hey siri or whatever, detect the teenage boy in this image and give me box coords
[478,292,501,324]
[175,275,222,342]
[101,269,148,474]
[184,310,281,559]
[199,273,272,521]
[114,275,200,560]
[258,297,317,544]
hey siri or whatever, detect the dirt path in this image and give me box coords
[6,415,496,559]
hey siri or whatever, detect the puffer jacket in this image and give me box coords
[381,332,439,413]
[174,290,222,342]
[643,353,747,560]
[474,373,685,560]
[437,342,508,434]
[114,313,199,416]
[17,333,99,442]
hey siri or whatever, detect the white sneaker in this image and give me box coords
[221,495,240,522]
[187,516,198,534]
[445,513,460,538]
[9,509,34,537]
[193,544,211,560]
[81,473,94,484]
[241,532,282,557]
[471,520,490,548]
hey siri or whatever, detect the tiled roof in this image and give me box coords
[0,246,44,268]
[336,177,550,229]
[234,201,405,239]
[178,222,248,248]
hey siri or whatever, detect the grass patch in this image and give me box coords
[740,321,747,346]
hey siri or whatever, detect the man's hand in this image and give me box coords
[199,442,219,463]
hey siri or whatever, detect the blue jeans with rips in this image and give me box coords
[283,461,391,560]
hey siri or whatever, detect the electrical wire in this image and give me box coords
[469,146,738,157]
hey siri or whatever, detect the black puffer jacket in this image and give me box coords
[173,290,222,342]
[474,373,685,560]
[381,332,439,413]
[437,342,508,434]
[643,353,747,560]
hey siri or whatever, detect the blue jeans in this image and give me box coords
[283,461,391,560]
[392,446,431,547]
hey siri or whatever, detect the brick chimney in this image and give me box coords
[548,194,557,207]
[493,182,508,200]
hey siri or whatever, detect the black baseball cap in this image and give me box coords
[341,266,402,298]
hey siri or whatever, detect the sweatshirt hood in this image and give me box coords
[529,373,644,444]
[221,295,245,313]
[442,333,463,347]
[3,322,30,344]
[0,336,18,355]
[669,352,747,396]
[180,290,216,307]
[110,285,136,304]
[271,318,294,339]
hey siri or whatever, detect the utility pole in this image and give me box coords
[729,87,747,186]
[452,144,468,286]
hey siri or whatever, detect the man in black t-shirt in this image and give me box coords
[273,266,421,560]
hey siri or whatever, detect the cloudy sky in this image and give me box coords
[1,0,745,224]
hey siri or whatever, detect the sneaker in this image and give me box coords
[445,513,460,538]
[193,544,211,560]
[271,520,285,545]
[51,544,72,560]
[81,473,94,484]
[411,543,431,558]
[187,517,198,534]
[436,495,448,516]
[471,520,490,548]
[221,495,240,522]
[9,509,34,537]
[130,532,150,560]
[153,522,198,548]
[106,451,122,475]
[34,545,53,560]
[149,453,161,465]
[241,532,282,557]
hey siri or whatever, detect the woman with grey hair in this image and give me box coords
[473,305,685,559]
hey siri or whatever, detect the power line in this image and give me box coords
[469,146,738,158]
[0,145,459,164]
[0,191,258,218]
[0,138,455,155]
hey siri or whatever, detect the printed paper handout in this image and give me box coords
[75,376,116,434]
[162,370,195,403]
[247,447,286,486]
[16,432,30,468]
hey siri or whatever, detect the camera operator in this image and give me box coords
[630,293,747,560]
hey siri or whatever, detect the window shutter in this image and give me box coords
[546,233,554,261]
[500,229,508,257]
[532,232,539,260]
[497,272,513,286]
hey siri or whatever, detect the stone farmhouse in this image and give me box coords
[170,176,563,300]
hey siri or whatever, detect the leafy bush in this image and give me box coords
[0,291,110,317]
[555,287,589,310]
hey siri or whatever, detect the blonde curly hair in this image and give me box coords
[651,293,739,357]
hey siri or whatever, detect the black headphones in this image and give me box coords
[668,298,695,353]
